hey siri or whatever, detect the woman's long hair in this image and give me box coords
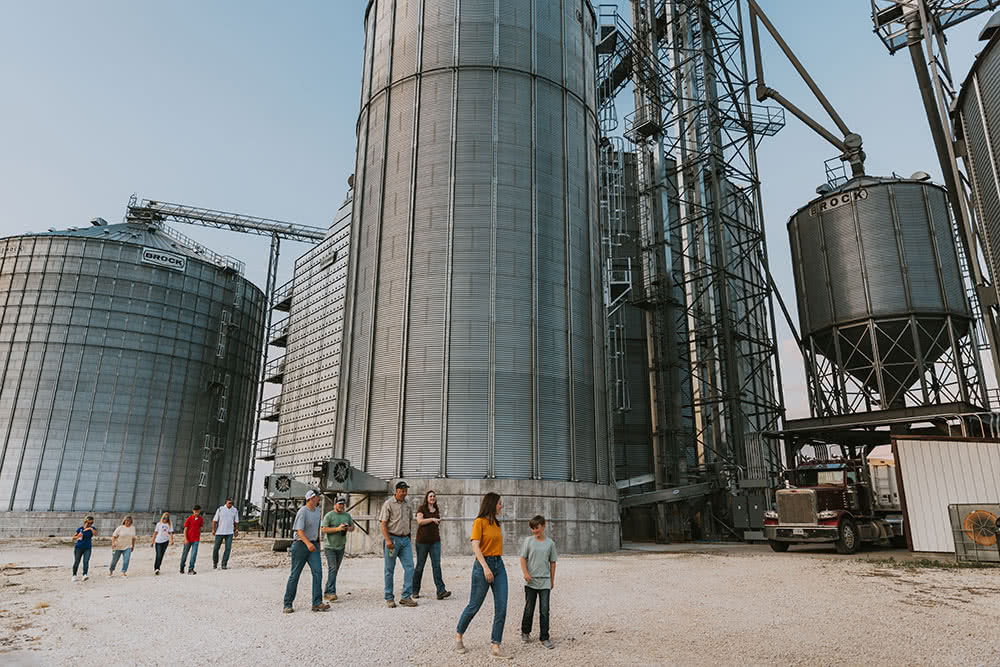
[160,512,171,525]
[418,489,437,515]
[476,492,501,526]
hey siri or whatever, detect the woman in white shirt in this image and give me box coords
[109,515,137,577]
[151,512,174,575]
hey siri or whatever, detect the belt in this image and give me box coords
[390,533,409,537]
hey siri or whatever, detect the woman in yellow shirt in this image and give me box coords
[455,492,509,659]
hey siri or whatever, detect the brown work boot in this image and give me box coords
[386,599,397,608]
[311,603,331,612]
[324,593,338,602]
[490,643,511,659]
[399,597,418,607]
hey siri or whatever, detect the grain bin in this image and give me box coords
[0,223,265,523]
[788,176,985,414]
[336,0,616,553]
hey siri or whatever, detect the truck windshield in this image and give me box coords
[791,469,844,486]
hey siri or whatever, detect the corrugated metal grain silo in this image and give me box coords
[336,0,616,553]
[788,176,986,414]
[0,223,264,529]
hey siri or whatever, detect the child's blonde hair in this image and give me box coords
[160,512,171,523]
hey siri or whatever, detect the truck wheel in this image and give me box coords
[768,540,789,553]
[835,519,859,554]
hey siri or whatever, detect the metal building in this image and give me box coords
[335,0,616,553]
[788,176,987,416]
[266,191,353,481]
[957,23,1000,337]
[0,223,265,515]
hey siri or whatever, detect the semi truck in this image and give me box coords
[763,457,903,554]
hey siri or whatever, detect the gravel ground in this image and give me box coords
[1,537,998,666]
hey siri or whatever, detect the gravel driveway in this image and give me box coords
[1,538,998,666]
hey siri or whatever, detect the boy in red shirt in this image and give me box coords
[181,505,204,574]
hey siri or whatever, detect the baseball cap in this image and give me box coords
[334,496,347,505]
[305,489,318,500]
[395,480,409,490]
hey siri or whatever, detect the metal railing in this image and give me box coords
[255,436,277,460]
[272,279,294,309]
[264,355,286,381]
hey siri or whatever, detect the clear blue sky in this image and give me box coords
[0,2,992,434]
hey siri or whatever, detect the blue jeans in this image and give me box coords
[109,548,131,574]
[522,586,551,641]
[213,534,233,567]
[181,541,199,570]
[324,548,345,595]
[284,541,323,608]
[413,541,446,596]
[72,546,91,576]
[457,556,508,645]
[384,535,414,600]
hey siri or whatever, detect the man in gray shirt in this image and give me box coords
[283,490,330,613]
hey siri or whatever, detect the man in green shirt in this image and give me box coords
[321,496,355,601]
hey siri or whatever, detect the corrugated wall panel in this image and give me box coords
[896,438,1000,553]
[402,70,453,477]
[498,0,531,72]
[494,70,533,479]
[421,0,456,71]
[458,0,494,67]
[392,0,419,82]
[895,184,943,311]
[446,69,492,478]
[536,0,563,84]
[368,78,415,478]
[536,81,570,480]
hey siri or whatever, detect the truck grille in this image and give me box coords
[777,490,816,524]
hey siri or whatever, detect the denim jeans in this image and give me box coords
[521,586,551,641]
[413,541,446,596]
[181,541,199,570]
[72,546,91,576]
[154,542,168,570]
[324,548,345,595]
[284,540,323,608]
[457,556,508,645]
[213,534,233,567]
[383,535,414,600]
[109,548,131,574]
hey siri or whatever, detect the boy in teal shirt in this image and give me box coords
[519,514,558,649]
[321,496,355,601]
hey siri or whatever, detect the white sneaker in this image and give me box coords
[107,571,113,577]
[71,575,78,582]
[82,574,88,581]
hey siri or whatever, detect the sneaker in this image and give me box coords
[189,570,197,575]
[283,607,294,614]
[82,574,88,581]
[437,590,452,600]
[213,564,218,570]
[399,597,418,607]
[180,567,185,574]
[386,599,397,608]
[490,644,511,659]
[324,594,337,602]
[541,639,555,650]
[311,603,331,612]
[412,592,420,599]
[107,571,114,577]
[521,633,531,643]
[154,570,160,576]
[221,565,228,570]
[122,572,127,578]
[454,640,468,655]
[71,576,78,583]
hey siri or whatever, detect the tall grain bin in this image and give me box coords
[0,223,264,533]
[337,0,616,553]
[956,26,1000,319]
[788,176,986,416]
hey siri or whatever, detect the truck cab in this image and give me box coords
[763,460,902,554]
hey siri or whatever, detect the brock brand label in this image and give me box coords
[140,247,187,272]
[808,188,868,216]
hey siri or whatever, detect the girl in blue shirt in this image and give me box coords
[72,516,97,582]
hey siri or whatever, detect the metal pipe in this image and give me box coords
[747,0,852,137]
